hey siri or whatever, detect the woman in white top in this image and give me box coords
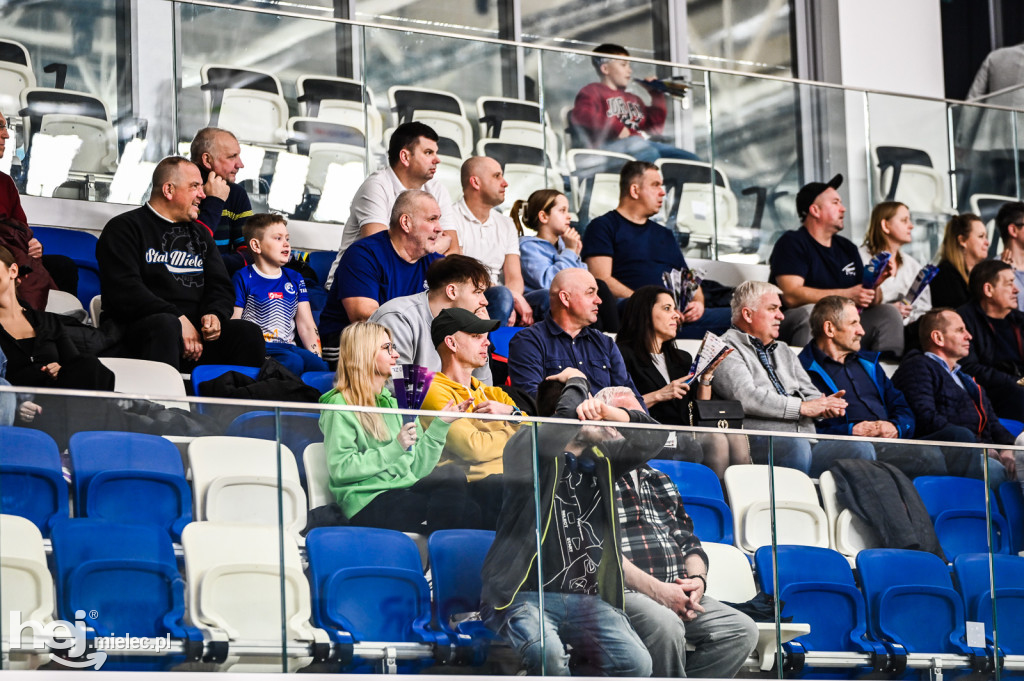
[859,201,931,325]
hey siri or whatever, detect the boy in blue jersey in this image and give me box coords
[231,214,327,375]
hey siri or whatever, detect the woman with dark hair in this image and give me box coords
[930,213,989,309]
[0,244,116,445]
[616,285,748,477]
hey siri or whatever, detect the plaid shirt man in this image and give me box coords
[615,465,708,583]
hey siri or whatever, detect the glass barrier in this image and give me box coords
[2,0,1024,270]
[0,380,1020,676]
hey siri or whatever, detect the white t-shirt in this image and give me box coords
[858,245,932,325]
[326,166,455,287]
[451,198,521,285]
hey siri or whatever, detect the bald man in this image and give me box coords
[453,156,532,327]
[507,267,643,403]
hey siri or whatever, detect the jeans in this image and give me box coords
[926,424,1009,488]
[265,343,328,376]
[0,377,14,427]
[485,285,515,328]
[602,136,700,163]
[488,591,652,676]
[750,434,876,477]
[624,592,758,678]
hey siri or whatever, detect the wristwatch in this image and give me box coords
[698,374,713,387]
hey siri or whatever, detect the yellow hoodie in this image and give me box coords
[420,373,523,481]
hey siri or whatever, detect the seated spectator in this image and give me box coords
[0,112,78,309]
[608,386,758,677]
[859,201,930,325]
[370,254,493,384]
[0,244,123,445]
[319,189,445,365]
[420,308,520,530]
[571,43,697,163]
[0,348,13,426]
[231,214,327,376]
[453,157,532,327]
[326,121,459,286]
[318,321,476,533]
[995,201,1024,310]
[616,285,749,477]
[798,296,951,478]
[514,189,620,330]
[713,281,875,476]
[957,260,1024,421]
[480,368,661,677]
[892,309,1015,485]
[96,157,265,371]
[929,213,988,309]
[191,126,252,274]
[581,161,729,338]
[508,267,642,402]
[770,174,903,356]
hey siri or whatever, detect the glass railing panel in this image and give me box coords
[950,98,1022,230]
[864,92,954,264]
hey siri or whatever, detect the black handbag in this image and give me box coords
[689,400,744,429]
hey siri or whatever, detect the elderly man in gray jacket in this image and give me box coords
[711,280,875,476]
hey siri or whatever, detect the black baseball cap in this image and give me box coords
[431,307,499,348]
[795,173,843,219]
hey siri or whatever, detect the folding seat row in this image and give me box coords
[757,545,1024,677]
[1,515,487,672]
[0,427,307,545]
[649,460,1020,568]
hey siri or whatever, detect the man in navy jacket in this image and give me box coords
[798,296,947,478]
[892,308,1014,487]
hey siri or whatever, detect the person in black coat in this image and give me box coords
[956,260,1024,422]
[891,308,1015,488]
[0,244,120,447]
[929,214,989,309]
[616,285,749,477]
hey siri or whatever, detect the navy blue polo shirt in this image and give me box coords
[507,315,644,408]
[581,210,685,290]
[769,227,862,296]
[809,344,888,424]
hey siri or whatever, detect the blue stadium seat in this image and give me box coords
[648,459,733,544]
[67,431,191,541]
[998,480,1024,556]
[428,529,497,665]
[914,476,1012,560]
[50,518,202,670]
[999,419,1024,438]
[307,251,337,287]
[0,426,67,536]
[488,325,522,360]
[301,370,334,394]
[754,545,888,677]
[225,411,323,484]
[857,548,989,671]
[954,553,1024,657]
[306,526,449,672]
[190,364,261,413]
[31,226,101,309]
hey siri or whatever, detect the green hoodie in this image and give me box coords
[319,387,451,518]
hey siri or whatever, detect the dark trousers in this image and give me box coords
[469,474,504,531]
[349,465,480,534]
[121,312,265,371]
[41,254,78,296]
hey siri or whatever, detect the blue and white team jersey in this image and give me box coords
[233,265,309,345]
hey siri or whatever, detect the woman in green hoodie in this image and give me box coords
[319,321,475,532]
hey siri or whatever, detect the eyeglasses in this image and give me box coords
[380,342,397,353]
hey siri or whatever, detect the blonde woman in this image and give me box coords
[929,213,989,309]
[859,201,931,324]
[319,321,473,532]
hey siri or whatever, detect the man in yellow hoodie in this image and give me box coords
[421,307,523,529]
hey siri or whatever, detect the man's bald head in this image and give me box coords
[461,155,507,209]
[550,268,601,329]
